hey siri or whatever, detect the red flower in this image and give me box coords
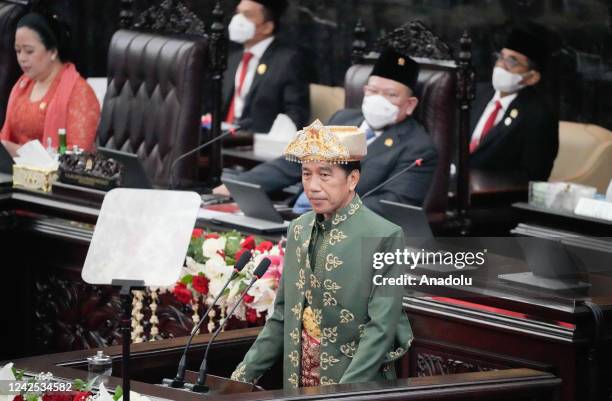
[205,233,220,239]
[246,307,258,324]
[192,274,209,295]
[72,392,92,401]
[13,395,24,401]
[255,240,273,252]
[191,228,204,238]
[240,235,256,250]
[243,294,255,303]
[173,282,193,304]
[42,393,72,401]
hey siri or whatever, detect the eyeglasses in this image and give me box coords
[493,51,528,69]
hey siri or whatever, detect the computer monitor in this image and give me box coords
[222,178,284,223]
[499,236,591,292]
[379,199,433,239]
[97,147,152,189]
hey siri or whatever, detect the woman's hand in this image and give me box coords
[1,140,20,158]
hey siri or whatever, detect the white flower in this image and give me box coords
[202,237,226,259]
[248,278,278,317]
[185,256,205,276]
[203,254,231,279]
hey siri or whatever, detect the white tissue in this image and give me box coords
[14,140,58,170]
[254,114,297,159]
[0,362,16,400]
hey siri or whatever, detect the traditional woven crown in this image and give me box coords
[284,119,367,163]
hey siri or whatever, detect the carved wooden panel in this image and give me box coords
[132,0,206,36]
[415,351,496,376]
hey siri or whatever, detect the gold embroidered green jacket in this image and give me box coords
[231,195,413,388]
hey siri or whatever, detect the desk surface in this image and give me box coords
[6,328,559,401]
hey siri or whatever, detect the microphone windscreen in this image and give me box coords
[234,250,252,272]
[253,258,271,278]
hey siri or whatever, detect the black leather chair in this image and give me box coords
[344,59,456,214]
[96,30,207,188]
[0,0,29,128]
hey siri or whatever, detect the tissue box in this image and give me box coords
[13,165,58,192]
[529,181,597,213]
[253,133,290,159]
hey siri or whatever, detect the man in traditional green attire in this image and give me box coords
[231,120,413,388]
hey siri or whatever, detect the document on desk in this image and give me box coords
[574,197,612,222]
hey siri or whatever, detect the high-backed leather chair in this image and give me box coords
[0,0,29,128]
[97,30,206,188]
[344,59,456,214]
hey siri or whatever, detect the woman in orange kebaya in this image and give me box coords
[0,12,100,156]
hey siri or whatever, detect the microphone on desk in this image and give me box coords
[162,250,252,388]
[361,157,426,199]
[168,126,239,190]
[187,257,271,393]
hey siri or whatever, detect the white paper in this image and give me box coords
[266,113,297,139]
[14,140,58,170]
[575,197,612,221]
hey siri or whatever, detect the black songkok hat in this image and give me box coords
[253,0,288,21]
[504,27,550,70]
[370,47,419,91]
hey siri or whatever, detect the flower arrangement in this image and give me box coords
[168,229,284,331]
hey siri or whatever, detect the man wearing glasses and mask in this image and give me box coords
[214,46,438,216]
[223,0,309,134]
[469,27,559,181]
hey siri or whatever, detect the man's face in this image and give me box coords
[495,48,540,86]
[236,0,274,45]
[364,75,419,123]
[302,162,359,218]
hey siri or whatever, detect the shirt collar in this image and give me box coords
[492,90,518,112]
[245,36,275,60]
[315,194,363,231]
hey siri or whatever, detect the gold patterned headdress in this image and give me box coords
[284,119,367,163]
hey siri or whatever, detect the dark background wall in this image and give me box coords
[42,0,612,130]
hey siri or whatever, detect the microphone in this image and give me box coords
[187,258,271,393]
[162,250,253,388]
[360,157,426,199]
[168,127,238,190]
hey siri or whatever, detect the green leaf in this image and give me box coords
[224,235,241,258]
[180,274,194,285]
[113,385,123,401]
[12,368,24,380]
[26,393,39,401]
[188,237,205,263]
[225,256,236,266]
[73,378,88,391]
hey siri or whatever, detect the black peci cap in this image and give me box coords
[370,47,419,91]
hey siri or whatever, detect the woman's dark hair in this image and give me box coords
[17,12,72,62]
[337,161,361,175]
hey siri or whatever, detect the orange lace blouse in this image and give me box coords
[0,68,100,151]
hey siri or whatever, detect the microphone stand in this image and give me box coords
[162,251,252,388]
[187,260,270,393]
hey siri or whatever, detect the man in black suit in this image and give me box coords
[224,0,309,133]
[469,27,558,181]
[214,48,437,216]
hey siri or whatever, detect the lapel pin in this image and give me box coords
[39,102,47,111]
[384,138,394,147]
[397,57,405,66]
[510,108,519,118]
[504,117,512,126]
[257,64,267,75]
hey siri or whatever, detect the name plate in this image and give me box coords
[574,197,612,222]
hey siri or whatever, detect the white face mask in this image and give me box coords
[228,13,256,44]
[361,95,399,130]
[492,66,526,94]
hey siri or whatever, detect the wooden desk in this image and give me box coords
[402,249,612,401]
[0,186,607,401]
[513,201,612,237]
[6,329,560,401]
